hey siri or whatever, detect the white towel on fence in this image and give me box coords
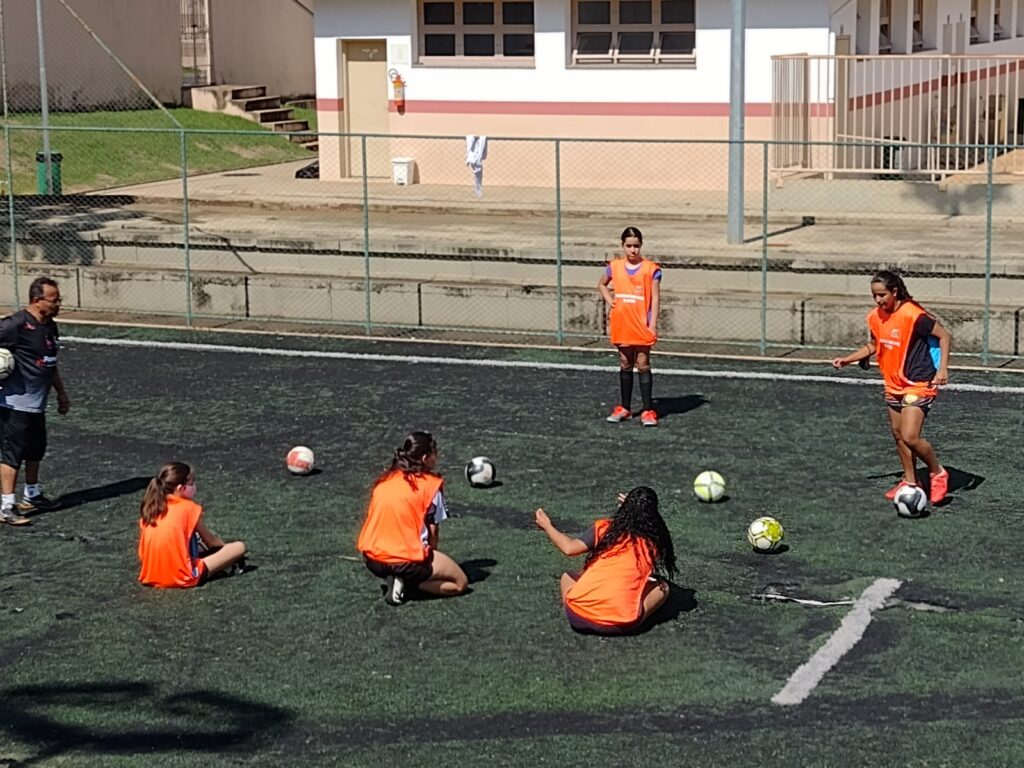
[466,135,488,197]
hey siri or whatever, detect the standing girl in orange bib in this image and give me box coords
[598,226,662,427]
[832,271,952,503]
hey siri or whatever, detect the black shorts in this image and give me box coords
[886,392,936,414]
[363,551,434,587]
[0,408,47,467]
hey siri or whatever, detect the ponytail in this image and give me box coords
[140,461,191,526]
[374,431,439,489]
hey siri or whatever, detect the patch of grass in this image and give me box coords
[0,109,312,193]
[1,329,1022,766]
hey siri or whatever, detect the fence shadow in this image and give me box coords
[0,681,294,766]
[42,476,152,515]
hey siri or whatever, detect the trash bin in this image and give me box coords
[391,157,415,186]
[35,151,62,195]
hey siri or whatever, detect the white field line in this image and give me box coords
[63,336,1024,395]
[771,578,903,707]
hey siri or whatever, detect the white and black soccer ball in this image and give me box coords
[465,456,496,488]
[894,484,928,518]
[0,348,14,381]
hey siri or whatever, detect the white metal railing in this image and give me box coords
[772,54,1024,179]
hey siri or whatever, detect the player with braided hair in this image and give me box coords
[833,270,952,503]
[357,431,468,605]
[535,486,676,635]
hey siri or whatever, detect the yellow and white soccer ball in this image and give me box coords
[693,470,726,503]
[747,516,784,552]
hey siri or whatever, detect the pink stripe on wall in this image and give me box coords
[849,58,1024,111]
[315,98,771,117]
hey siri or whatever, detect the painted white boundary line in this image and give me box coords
[63,337,1024,395]
[771,578,903,707]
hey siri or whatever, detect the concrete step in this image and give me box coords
[251,108,293,124]
[233,96,281,112]
[301,142,319,152]
[271,120,310,133]
[231,85,266,100]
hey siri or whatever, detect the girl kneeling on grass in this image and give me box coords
[138,462,247,588]
[535,486,676,635]
[357,431,468,606]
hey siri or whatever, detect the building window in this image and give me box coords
[418,1,535,61]
[572,0,696,65]
[970,0,980,43]
[994,0,1008,38]
[911,0,924,50]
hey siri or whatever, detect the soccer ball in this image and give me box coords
[747,516,784,552]
[465,456,496,488]
[894,484,928,518]
[0,348,14,380]
[286,445,315,475]
[693,470,726,503]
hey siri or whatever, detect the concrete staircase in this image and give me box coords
[191,84,317,152]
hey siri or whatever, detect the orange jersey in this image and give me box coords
[565,519,654,626]
[357,471,445,564]
[138,495,205,589]
[607,258,660,347]
[867,301,938,397]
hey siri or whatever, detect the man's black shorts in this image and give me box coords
[363,552,434,586]
[0,408,47,466]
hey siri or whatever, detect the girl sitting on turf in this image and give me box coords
[138,462,247,588]
[357,431,468,606]
[535,486,676,635]
[832,270,951,504]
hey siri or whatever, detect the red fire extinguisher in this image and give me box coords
[389,69,406,114]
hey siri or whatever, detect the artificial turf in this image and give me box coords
[0,326,1022,767]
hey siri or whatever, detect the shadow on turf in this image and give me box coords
[871,464,984,507]
[0,681,294,766]
[571,583,698,636]
[653,395,708,419]
[460,558,498,584]
[39,476,152,516]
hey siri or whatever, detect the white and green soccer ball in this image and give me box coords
[747,516,784,552]
[693,470,726,503]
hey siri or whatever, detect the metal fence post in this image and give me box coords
[760,141,769,356]
[4,125,17,308]
[180,129,193,326]
[555,139,563,343]
[982,145,994,365]
[361,134,371,335]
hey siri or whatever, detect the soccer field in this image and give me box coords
[1,325,1023,768]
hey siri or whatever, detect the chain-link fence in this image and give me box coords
[1,121,1023,363]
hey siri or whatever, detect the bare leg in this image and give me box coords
[1,463,17,495]
[201,540,247,576]
[898,406,941,475]
[887,408,918,483]
[641,579,670,619]
[418,550,469,597]
[559,571,578,601]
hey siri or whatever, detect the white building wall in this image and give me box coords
[314,0,832,106]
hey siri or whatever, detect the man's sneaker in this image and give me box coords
[929,468,949,504]
[606,405,631,423]
[640,409,658,427]
[384,575,405,606]
[17,494,60,513]
[0,505,31,526]
[885,480,914,500]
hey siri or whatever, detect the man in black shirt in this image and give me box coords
[0,277,71,526]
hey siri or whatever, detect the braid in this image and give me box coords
[585,486,676,579]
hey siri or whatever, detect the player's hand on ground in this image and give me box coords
[57,392,71,414]
[534,508,550,529]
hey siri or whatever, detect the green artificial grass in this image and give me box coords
[0,326,1022,767]
[0,109,312,194]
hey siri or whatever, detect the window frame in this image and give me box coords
[571,0,697,67]
[416,1,536,67]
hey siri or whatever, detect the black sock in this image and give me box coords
[619,370,634,411]
[639,371,654,411]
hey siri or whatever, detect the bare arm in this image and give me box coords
[426,522,439,550]
[931,321,952,386]
[52,369,70,414]
[195,518,225,550]
[832,335,875,369]
[534,508,589,557]
[649,277,661,336]
[598,272,615,309]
